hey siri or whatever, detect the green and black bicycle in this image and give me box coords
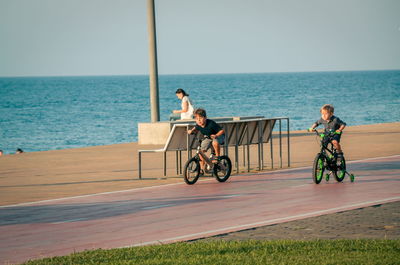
[310,129,355,184]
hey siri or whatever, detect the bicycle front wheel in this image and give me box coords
[183,157,201,185]
[312,153,325,184]
[213,155,232,182]
[333,156,346,182]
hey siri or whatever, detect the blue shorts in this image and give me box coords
[331,134,341,143]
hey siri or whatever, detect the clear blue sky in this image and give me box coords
[0,0,399,77]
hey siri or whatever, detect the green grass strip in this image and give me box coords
[24,239,400,265]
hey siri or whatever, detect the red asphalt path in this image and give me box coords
[1,155,399,264]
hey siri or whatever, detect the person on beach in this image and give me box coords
[308,104,346,160]
[187,108,225,173]
[0,150,3,156]
[16,148,24,154]
[170,88,194,121]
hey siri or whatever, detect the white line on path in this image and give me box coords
[1,154,399,209]
[142,204,175,210]
[51,218,88,224]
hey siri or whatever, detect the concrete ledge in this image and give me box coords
[138,122,171,145]
[138,116,264,145]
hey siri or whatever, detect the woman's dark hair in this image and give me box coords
[175,88,188,96]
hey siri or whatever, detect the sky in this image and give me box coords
[0,0,399,77]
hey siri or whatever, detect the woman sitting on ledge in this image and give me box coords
[170,88,194,121]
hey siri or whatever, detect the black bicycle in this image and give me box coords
[183,136,232,185]
[310,129,355,184]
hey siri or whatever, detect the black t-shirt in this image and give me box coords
[314,115,346,132]
[195,119,222,137]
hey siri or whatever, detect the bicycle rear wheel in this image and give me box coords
[312,153,325,184]
[333,156,346,182]
[183,157,201,185]
[213,155,232,182]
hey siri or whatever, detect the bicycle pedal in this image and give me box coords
[325,174,330,181]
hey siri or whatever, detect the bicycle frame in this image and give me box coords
[193,138,217,171]
[315,130,337,170]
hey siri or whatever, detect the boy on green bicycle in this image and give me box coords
[309,104,346,160]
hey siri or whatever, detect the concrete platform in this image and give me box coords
[138,116,264,144]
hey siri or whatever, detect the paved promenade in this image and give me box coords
[1,155,399,264]
[0,122,399,205]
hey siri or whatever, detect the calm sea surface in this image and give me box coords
[1,70,399,154]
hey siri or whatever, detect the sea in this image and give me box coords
[1,70,399,154]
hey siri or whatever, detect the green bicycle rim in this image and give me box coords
[316,158,323,181]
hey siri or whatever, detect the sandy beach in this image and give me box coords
[0,122,399,206]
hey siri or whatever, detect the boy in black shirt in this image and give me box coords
[309,104,346,159]
[188,108,225,170]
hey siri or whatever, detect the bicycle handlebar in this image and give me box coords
[308,128,341,138]
[188,129,211,139]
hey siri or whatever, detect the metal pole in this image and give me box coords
[235,123,239,173]
[270,121,274,169]
[261,120,265,170]
[259,120,264,170]
[243,142,246,168]
[257,121,261,171]
[224,125,228,156]
[247,124,250,172]
[138,152,142,179]
[279,119,282,168]
[287,118,290,167]
[176,151,179,175]
[147,0,160,122]
[163,152,166,176]
[186,125,191,160]
[179,150,182,174]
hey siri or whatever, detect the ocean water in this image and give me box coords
[1,70,399,154]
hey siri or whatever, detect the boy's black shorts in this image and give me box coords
[331,134,341,143]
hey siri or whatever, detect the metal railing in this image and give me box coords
[138,117,290,178]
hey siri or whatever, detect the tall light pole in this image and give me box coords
[146,0,160,122]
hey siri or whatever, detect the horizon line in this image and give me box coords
[1,68,399,78]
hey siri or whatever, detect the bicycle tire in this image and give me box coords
[213,155,232,182]
[312,153,325,184]
[333,156,346,182]
[183,157,201,185]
